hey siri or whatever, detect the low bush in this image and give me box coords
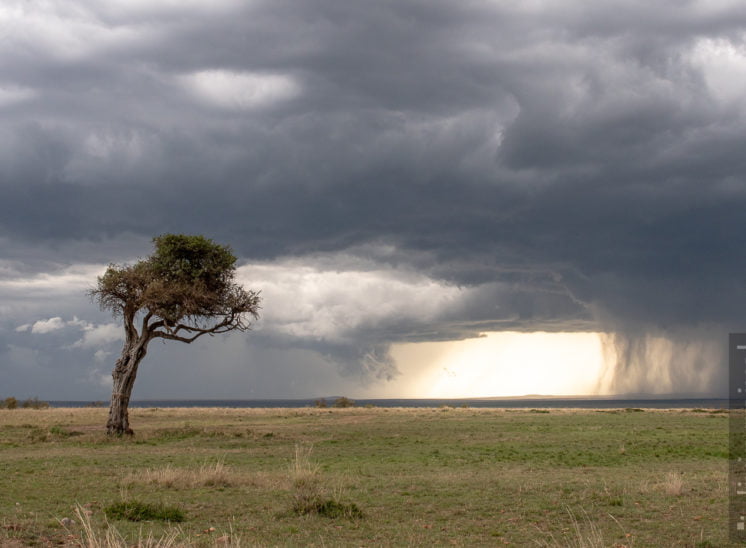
[332,397,355,408]
[104,501,185,523]
[295,497,364,519]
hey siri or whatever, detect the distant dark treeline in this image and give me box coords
[1,397,50,409]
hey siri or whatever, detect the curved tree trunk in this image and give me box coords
[107,337,149,435]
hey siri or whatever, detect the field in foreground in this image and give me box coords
[0,406,732,547]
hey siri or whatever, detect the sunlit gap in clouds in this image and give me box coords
[389,332,609,399]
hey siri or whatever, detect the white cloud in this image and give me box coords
[18,313,121,351]
[67,316,91,329]
[691,37,746,106]
[94,349,111,363]
[0,85,36,107]
[86,365,112,389]
[30,316,65,334]
[237,258,467,342]
[99,0,243,18]
[0,264,106,295]
[180,70,300,110]
[70,322,122,349]
[0,1,148,63]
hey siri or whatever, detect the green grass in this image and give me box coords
[0,406,734,546]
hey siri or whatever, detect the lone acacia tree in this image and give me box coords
[90,234,260,435]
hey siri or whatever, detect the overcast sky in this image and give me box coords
[1,0,744,400]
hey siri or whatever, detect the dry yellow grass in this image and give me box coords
[663,470,685,496]
[122,460,237,489]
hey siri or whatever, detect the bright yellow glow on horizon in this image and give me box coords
[390,332,607,398]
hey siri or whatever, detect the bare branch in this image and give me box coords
[151,331,204,343]
[150,314,239,341]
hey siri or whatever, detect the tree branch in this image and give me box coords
[150,315,242,343]
[151,331,205,343]
[141,311,154,336]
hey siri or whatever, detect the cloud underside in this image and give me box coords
[1,0,744,397]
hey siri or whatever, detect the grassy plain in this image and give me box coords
[0,406,733,547]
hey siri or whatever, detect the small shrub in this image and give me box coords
[49,425,82,438]
[301,498,364,519]
[332,397,355,408]
[314,398,328,408]
[2,397,18,409]
[104,501,185,522]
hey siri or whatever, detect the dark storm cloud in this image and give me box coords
[2,0,745,397]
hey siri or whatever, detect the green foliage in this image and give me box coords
[48,426,67,436]
[150,234,236,290]
[104,500,185,522]
[332,397,355,408]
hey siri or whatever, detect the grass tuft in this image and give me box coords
[664,471,684,496]
[300,498,364,519]
[74,505,182,547]
[104,501,185,523]
[288,443,363,519]
[123,459,236,489]
[536,507,615,548]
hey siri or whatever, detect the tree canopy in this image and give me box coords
[93,234,260,340]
